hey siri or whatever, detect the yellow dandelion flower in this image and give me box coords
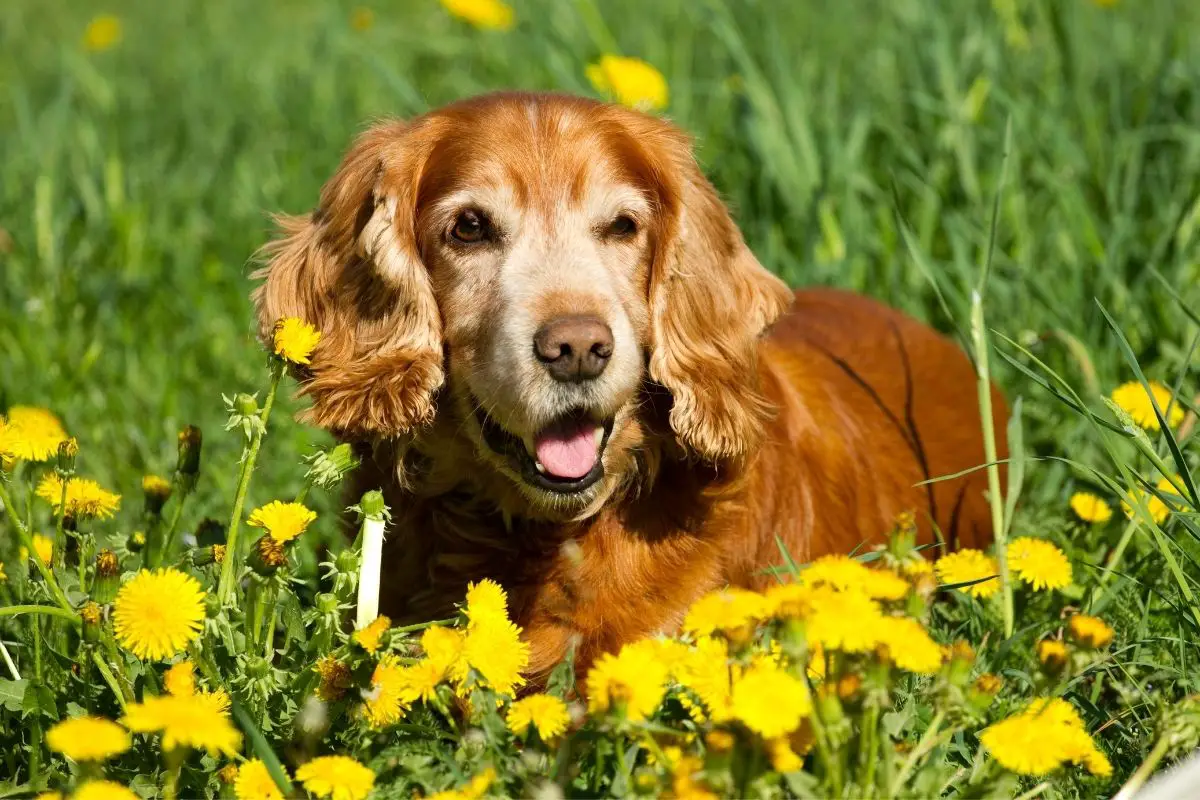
[164,661,197,697]
[2,406,67,462]
[586,639,670,721]
[507,693,570,739]
[981,697,1109,777]
[1068,615,1114,649]
[730,658,811,739]
[363,654,410,728]
[353,615,390,653]
[23,534,54,566]
[464,578,509,625]
[1037,639,1068,670]
[669,755,717,800]
[1069,492,1112,524]
[461,614,530,696]
[421,625,465,676]
[1007,537,1072,591]
[35,792,64,800]
[295,755,376,800]
[934,549,1000,598]
[439,0,514,31]
[315,655,353,702]
[272,317,321,365]
[764,582,815,619]
[1122,476,1186,524]
[677,636,736,722]
[800,554,910,600]
[1111,380,1184,430]
[900,557,935,580]
[219,764,240,785]
[767,737,804,772]
[802,585,886,653]
[705,730,735,752]
[73,781,138,800]
[350,6,374,31]
[82,15,122,52]
[142,474,171,499]
[112,568,205,660]
[235,758,286,800]
[46,716,130,761]
[586,55,669,111]
[247,500,316,543]
[36,474,121,519]
[875,616,942,674]
[122,693,241,756]
[401,658,445,705]
[682,588,770,637]
[426,767,496,800]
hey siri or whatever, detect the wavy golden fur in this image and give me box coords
[254,92,1007,682]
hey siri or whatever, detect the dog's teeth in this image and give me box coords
[535,460,547,474]
[593,425,605,446]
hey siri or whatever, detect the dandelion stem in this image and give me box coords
[0,639,19,681]
[157,492,190,568]
[888,710,946,797]
[53,476,68,573]
[1013,781,1051,800]
[91,651,128,712]
[217,363,283,605]
[0,604,82,624]
[30,616,43,784]
[1113,734,1171,800]
[0,480,76,615]
[971,292,1013,638]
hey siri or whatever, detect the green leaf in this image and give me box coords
[0,679,27,713]
[22,682,59,721]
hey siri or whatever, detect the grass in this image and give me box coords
[2,0,1200,797]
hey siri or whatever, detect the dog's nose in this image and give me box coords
[533,316,614,382]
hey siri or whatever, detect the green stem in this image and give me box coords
[0,481,75,614]
[0,604,82,624]
[971,293,1013,638]
[217,364,283,605]
[157,492,190,567]
[53,475,68,572]
[860,701,881,795]
[163,756,182,800]
[889,710,946,797]
[390,617,458,635]
[92,651,129,711]
[262,590,279,660]
[1013,781,1051,800]
[1113,734,1171,800]
[30,617,43,784]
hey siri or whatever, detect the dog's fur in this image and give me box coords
[254,92,1007,681]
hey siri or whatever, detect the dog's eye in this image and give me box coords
[606,214,638,239]
[451,209,489,244]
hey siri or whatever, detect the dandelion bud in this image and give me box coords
[205,593,222,618]
[80,601,103,643]
[317,593,339,614]
[128,530,146,552]
[836,673,862,700]
[234,393,259,417]
[218,764,239,785]
[358,490,386,520]
[191,544,225,568]
[1037,639,1069,673]
[175,425,202,492]
[968,673,1002,712]
[250,535,287,576]
[335,549,359,574]
[305,442,360,490]
[315,655,351,701]
[141,474,172,515]
[705,729,736,753]
[92,548,121,604]
[945,639,976,686]
[56,437,79,474]
[247,656,271,679]
[1067,614,1114,650]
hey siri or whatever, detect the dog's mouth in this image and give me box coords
[474,402,614,494]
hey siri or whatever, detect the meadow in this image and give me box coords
[2,0,1200,797]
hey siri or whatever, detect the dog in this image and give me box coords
[254,91,1007,682]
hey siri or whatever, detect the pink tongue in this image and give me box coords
[534,422,600,480]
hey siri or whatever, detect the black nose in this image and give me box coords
[533,316,614,382]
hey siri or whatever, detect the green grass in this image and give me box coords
[3,0,1200,796]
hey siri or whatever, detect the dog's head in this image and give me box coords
[255,92,792,520]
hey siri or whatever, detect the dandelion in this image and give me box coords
[122,693,241,756]
[802,585,886,653]
[1037,639,1068,670]
[586,55,669,111]
[350,6,374,31]
[935,549,1000,597]
[461,614,530,696]
[426,768,496,800]
[353,615,390,653]
[587,639,671,721]
[730,658,811,739]
[364,654,411,728]
[439,0,514,31]
[295,755,376,800]
[23,534,53,566]
[315,655,353,701]
[73,782,138,800]
[875,616,943,673]
[767,737,804,773]
[82,15,122,52]
[1070,492,1112,524]
[1122,476,1185,524]
[705,730,736,752]
[1,406,67,462]
[981,697,1110,777]
[421,625,465,676]
[1111,380,1184,430]
[112,568,206,660]
[1068,615,1114,649]
[682,588,770,637]
[235,759,286,800]
[164,661,197,697]
[507,694,571,739]
[764,582,815,619]
[248,500,316,543]
[800,554,910,600]
[46,716,130,761]
[1007,538,1072,590]
[669,755,717,800]
[464,578,509,624]
[677,636,736,722]
[272,317,321,365]
[36,474,121,519]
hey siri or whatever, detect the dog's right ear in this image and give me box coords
[253,120,445,438]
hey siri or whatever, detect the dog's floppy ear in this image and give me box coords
[253,120,444,438]
[638,121,793,463]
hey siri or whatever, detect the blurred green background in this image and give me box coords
[2,0,1198,530]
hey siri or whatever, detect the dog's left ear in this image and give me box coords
[636,120,794,463]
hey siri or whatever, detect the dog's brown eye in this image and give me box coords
[451,210,489,244]
[607,214,638,238]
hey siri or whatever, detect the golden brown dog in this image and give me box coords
[254,92,1007,681]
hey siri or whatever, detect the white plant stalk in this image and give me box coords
[355,512,386,630]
